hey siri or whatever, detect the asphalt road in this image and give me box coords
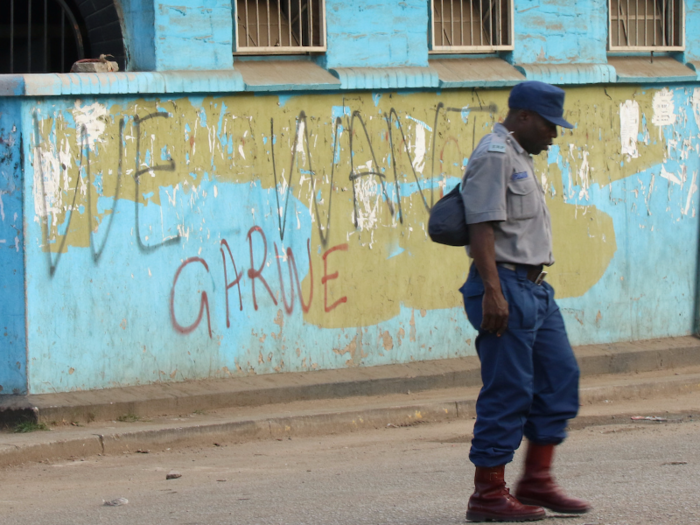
[1,417,698,525]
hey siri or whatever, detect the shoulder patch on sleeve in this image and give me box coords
[488,142,507,154]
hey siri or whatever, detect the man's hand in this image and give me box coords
[469,221,509,336]
[481,289,509,336]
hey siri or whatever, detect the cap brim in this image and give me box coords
[541,113,574,129]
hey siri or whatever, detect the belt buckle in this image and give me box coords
[534,271,548,285]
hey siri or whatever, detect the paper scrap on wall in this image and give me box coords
[620,100,640,159]
[652,88,676,127]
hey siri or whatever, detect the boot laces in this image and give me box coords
[490,484,519,502]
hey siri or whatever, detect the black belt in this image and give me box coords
[498,263,547,285]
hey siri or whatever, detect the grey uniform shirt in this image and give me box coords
[462,123,554,266]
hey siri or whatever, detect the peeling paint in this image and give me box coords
[4,84,698,394]
[620,100,640,159]
[652,88,676,127]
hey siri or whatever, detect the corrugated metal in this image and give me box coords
[609,57,696,83]
[430,58,523,88]
[515,64,616,85]
[329,67,439,90]
[1,71,246,96]
[235,60,340,91]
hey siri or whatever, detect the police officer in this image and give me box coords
[460,81,591,522]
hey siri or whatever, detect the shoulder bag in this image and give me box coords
[427,184,470,246]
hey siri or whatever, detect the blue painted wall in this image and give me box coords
[681,0,700,63]
[154,0,234,70]
[554,85,700,343]
[118,0,157,71]
[321,0,430,69]
[112,1,700,72]
[509,0,608,64]
[0,101,27,395]
[4,2,700,396]
[11,83,700,394]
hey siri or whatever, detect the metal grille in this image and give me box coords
[0,0,85,74]
[235,0,326,53]
[609,0,684,51]
[431,0,513,53]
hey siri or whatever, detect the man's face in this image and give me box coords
[519,111,558,155]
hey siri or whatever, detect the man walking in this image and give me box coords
[460,81,591,522]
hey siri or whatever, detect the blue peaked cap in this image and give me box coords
[508,81,574,129]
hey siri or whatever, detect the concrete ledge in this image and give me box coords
[515,63,616,85]
[575,336,700,376]
[0,71,246,96]
[0,357,483,426]
[609,56,697,83]
[686,61,700,81]
[329,67,440,90]
[0,336,698,427]
[236,61,341,91]
[431,57,525,88]
[0,366,698,469]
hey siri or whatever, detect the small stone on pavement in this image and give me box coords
[103,497,128,507]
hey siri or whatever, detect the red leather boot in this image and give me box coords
[467,465,546,522]
[515,442,591,514]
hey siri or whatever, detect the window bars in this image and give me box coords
[431,0,513,53]
[1,0,85,74]
[235,0,326,53]
[609,0,684,51]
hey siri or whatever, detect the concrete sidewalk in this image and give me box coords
[0,336,698,469]
[1,336,699,426]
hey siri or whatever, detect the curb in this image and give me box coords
[1,369,699,470]
[1,336,699,426]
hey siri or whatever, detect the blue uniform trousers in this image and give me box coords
[460,263,580,468]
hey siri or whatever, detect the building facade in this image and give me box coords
[1,0,699,395]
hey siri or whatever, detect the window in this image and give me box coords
[609,0,684,51]
[430,0,513,53]
[234,0,326,54]
[0,0,85,74]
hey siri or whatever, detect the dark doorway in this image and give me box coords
[0,0,87,73]
[0,0,126,74]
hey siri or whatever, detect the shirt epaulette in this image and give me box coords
[487,135,507,154]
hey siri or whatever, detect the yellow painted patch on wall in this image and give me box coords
[29,87,674,329]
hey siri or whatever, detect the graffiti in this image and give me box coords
[87,118,123,264]
[220,239,244,327]
[321,242,348,313]
[32,99,497,270]
[16,85,700,393]
[171,225,345,337]
[246,225,279,310]
[27,94,506,337]
[133,112,180,252]
[274,239,313,315]
[170,256,212,338]
[33,110,182,276]
[33,114,85,276]
[270,103,498,247]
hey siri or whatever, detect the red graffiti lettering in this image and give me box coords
[274,239,314,315]
[247,226,278,310]
[170,257,212,338]
[220,239,244,327]
[274,243,295,315]
[293,239,314,313]
[322,243,348,313]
